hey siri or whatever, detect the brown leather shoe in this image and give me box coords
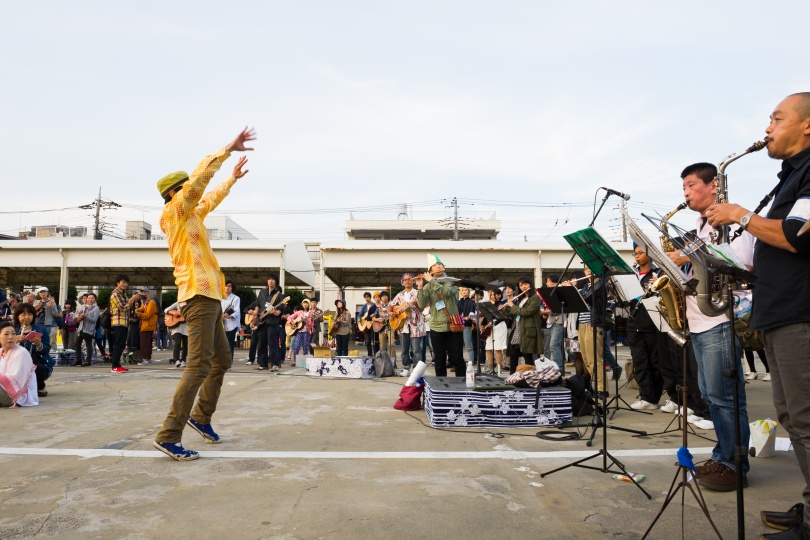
[695,459,718,477]
[697,463,748,492]
[761,503,804,531]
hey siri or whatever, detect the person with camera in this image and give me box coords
[221,280,241,363]
[134,289,158,366]
[33,287,61,348]
[75,293,100,367]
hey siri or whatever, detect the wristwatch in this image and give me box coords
[739,210,755,230]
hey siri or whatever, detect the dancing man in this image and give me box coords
[152,127,255,461]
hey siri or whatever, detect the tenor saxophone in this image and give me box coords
[692,141,765,317]
[652,202,688,338]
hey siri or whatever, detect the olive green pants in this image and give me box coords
[155,295,231,443]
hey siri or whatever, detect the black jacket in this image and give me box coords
[255,287,288,326]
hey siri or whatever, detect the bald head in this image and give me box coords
[787,92,810,119]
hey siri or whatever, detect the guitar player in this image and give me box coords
[390,273,427,376]
[358,292,378,357]
[250,274,289,372]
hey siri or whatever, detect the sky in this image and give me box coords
[1,1,808,244]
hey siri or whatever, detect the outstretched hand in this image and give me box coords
[233,156,249,179]
[226,127,256,153]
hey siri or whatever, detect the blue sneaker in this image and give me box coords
[187,418,221,444]
[152,440,199,461]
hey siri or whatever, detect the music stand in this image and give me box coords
[602,275,656,419]
[537,284,588,378]
[476,300,509,376]
[540,227,651,499]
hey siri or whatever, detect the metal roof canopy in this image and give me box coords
[0,241,305,299]
[318,240,631,289]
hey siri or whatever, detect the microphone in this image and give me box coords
[602,187,631,201]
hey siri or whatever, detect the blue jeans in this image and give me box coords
[691,321,750,473]
[400,333,425,368]
[603,330,619,369]
[462,326,475,363]
[548,324,564,370]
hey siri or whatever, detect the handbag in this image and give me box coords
[393,384,423,411]
[436,292,464,333]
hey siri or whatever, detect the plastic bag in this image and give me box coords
[749,418,777,458]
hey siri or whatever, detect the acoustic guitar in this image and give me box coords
[372,318,388,333]
[357,317,374,332]
[388,305,411,332]
[285,318,304,336]
[165,310,185,329]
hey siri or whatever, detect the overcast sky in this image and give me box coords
[1,1,808,243]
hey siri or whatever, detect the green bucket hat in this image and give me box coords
[157,171,189,198]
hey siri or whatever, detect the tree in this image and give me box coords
[162,290,178,309]
[96,287,114,309]
[285,288,306,309]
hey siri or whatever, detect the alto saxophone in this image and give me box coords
[692,141,766,317]
[652,203,688,339]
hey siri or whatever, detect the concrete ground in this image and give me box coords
[0,344,801,539]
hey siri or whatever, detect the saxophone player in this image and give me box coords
[707,93,810,539]
[664,162,755,493]
[626,244,670,411]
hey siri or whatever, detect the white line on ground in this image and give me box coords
[0,447,714,459]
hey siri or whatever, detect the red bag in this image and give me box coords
[394,385,423,411]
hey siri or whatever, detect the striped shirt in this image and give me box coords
[160,148,234,303]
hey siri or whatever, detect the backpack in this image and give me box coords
[99,309,112,331]
[373,349,394,377]
[564,375,595,417]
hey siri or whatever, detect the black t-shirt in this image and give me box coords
[751,146,810,331]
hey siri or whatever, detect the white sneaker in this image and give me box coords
[400,369,410,377]
[138,361,152,366]
[677,406,695,417]
[686,414,704,424]
[763,373,771,381]
[175,360,181,368]
[745,372,757,380]
[180,361,186,368]
[245,360,254,365]
[630,400,658,410]
[693,419,714,430]
[660,400,679,413]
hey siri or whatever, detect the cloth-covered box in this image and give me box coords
[424,375,571,428]
[307,356,375,379]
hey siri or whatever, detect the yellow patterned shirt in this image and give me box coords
[160,147,234,303]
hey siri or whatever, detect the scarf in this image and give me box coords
[0,344,35,401]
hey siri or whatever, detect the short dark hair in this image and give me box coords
[0,321,14,333]
[13,303,36,327]
[114,274,130,284]
[681,162,717,184]
[379,291,389,299]
[363,292,372,298]
[225,280,235,288]
[518,276,534,289]
[267,273,279,283]
[546,274,559,284]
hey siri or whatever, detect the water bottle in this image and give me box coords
[466,361,475,388]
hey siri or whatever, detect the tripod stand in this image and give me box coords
[540,222,650,499]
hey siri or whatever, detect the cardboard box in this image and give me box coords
[311,346,334,358]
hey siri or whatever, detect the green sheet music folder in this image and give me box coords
[563,227,634,276]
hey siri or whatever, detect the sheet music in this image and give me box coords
[612,274,644,302]
[639,297,675,334]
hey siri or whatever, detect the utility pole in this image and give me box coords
[80,188,121,240]
[452,197,459,241]
[620,199,627,242]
